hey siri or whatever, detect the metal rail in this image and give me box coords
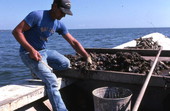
[132,47,163,111]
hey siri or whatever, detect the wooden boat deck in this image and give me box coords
[1,32,170,111]
[56,48,170,88]
[0,78,75,111]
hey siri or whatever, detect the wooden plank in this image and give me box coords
[0,80,44,111]
[143,56,170,61]
[55,69,170,87]
[15,97,52,111]
[0,78,76,111]
[85,48,170,57]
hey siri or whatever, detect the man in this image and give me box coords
[12,0,92,111]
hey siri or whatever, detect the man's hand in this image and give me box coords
[29,50,42,61]
[86,56,92,65]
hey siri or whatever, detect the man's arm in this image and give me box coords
[12,20,42,61]
[62,33,92,64]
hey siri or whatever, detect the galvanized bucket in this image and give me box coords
[92,87,132,111]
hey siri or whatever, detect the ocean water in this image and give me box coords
[0,28,170,86]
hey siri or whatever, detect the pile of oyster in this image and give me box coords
[126,37,161,49]
[65,52,170,75]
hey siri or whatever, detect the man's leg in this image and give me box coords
[20,50,68,111]
[46,50,70,70]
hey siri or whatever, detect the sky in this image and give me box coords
[0,0,170,30]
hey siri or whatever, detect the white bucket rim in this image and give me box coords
[92,86,132,100]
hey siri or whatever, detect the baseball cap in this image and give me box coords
[54,0,73,15]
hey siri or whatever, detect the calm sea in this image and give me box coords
[0,28,170,86]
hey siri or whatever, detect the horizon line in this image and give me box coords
[1,26,170,31]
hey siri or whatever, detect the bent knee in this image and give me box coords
[62,58,70,69]
[53,57,70,70]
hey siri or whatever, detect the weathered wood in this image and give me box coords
[15,96,52,111]
[0,78,75,111]
[85,48,170,57]
[0,79,44,111]
[55,69,170,87]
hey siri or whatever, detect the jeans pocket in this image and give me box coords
[20,52,38,70]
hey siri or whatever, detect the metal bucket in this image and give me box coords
[92,87,132,111]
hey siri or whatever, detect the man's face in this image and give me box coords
[55,8,66,20]
[51,4,66,20]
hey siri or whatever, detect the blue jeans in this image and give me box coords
[20,49,70,111]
